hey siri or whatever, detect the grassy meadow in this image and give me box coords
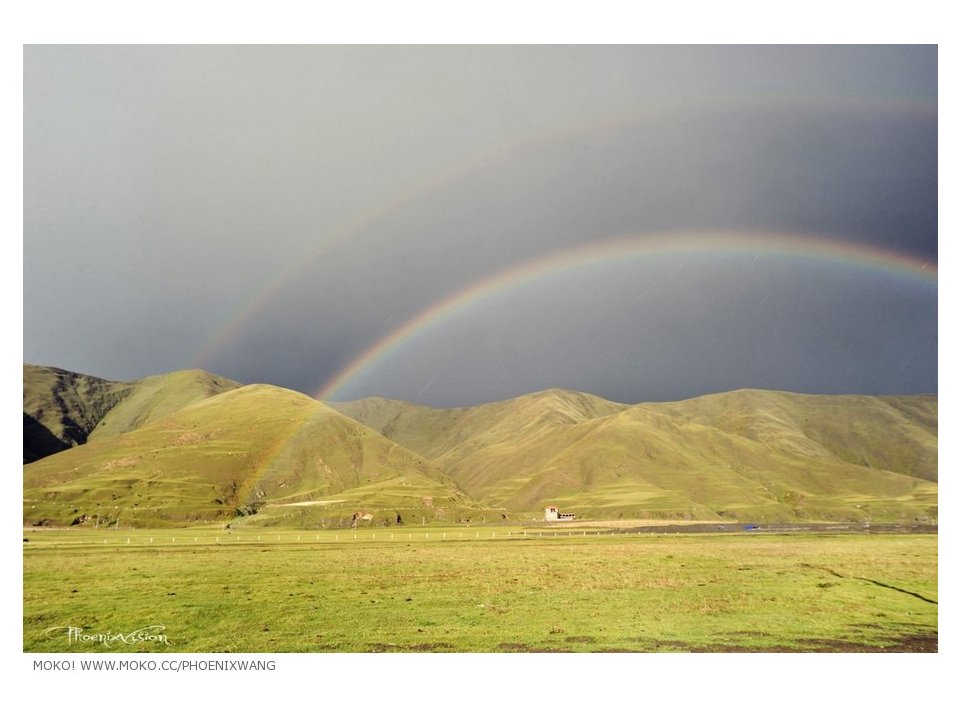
[23,526,937,652]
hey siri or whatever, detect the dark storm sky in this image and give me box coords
[23,45,937,407]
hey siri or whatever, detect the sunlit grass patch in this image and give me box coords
[23,528,936,652]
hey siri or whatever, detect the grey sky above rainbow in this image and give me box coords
[24,45,937,407]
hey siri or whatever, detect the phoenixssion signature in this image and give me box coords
[43,625,171,647]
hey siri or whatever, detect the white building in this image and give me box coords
[544,505,575,521]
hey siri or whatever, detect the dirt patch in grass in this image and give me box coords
[689,631,937,653]
[648,639,693,650]
[496,642,571,653]
[367,643,402,652]
[368,642,455,652]
[497,642,532,651]
[792,632,937,653]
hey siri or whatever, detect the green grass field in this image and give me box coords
[23,527,937,652]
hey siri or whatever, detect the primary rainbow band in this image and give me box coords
[191,94,934,372]
[314,231,936,402]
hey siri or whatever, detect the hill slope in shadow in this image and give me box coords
[23,364,241,463]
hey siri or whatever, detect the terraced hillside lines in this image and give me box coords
[24,384,477,529]
[337,389,938,523]
[515,405,933,520]
[90,369,243,440]
[651,389,937,482]
[333,388,628,470]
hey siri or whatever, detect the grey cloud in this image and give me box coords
[24,46,937,404]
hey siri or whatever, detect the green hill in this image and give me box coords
[652,389,937,482]
[23,364,241,463]
[90,369,242,439]
[24,364,937,526]
[331,388,627,469]
[336,389,937,523]
[24,383,478,528]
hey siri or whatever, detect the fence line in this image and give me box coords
[36,526,638,547]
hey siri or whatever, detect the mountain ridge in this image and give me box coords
[334,387,937,523]
[24,364,937,526]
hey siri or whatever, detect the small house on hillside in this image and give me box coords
[544,505,575,522]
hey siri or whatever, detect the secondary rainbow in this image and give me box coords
[191,94,935,371]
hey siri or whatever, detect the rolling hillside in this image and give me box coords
[90,369,243,440]
[23,383,478,528]
[652,389,937,482]
[335,389,938,523]
[24,364,937,526]
[23,364,241,463]
[330,388,628,467]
